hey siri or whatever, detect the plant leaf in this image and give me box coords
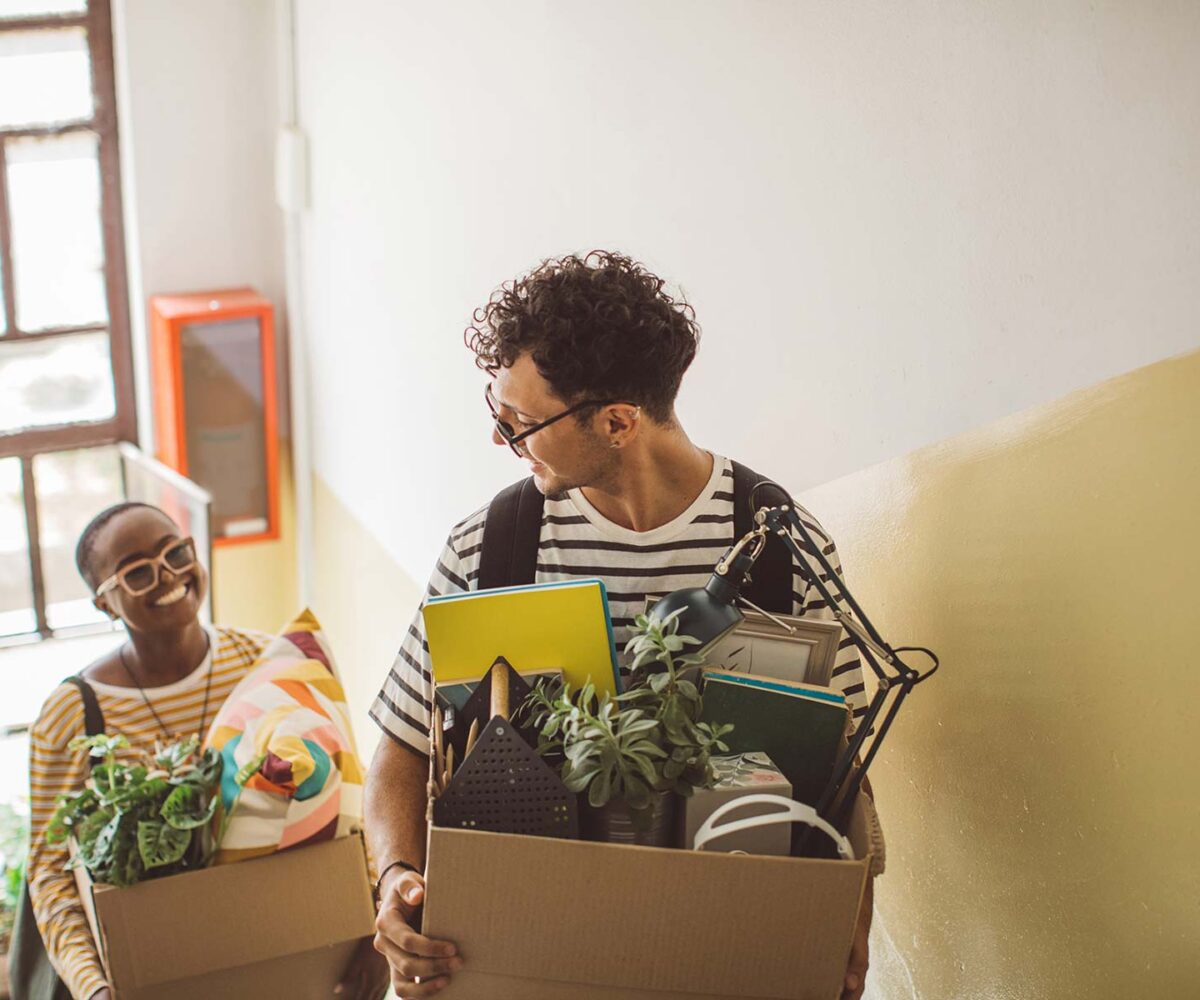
[137,820,191,870]
[588,767,614,807]
[161,784,220,830]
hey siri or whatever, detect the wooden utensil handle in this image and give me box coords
[490,660,510,720]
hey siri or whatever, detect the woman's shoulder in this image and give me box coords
[30,680,92,752]
[211,623,274,660]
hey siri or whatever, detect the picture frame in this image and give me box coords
[644,597,843,687]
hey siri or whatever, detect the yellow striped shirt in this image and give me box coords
[27,625,269,1000]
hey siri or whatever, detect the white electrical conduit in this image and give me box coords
[275,0,313,606]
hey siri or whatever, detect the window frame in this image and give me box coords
[0,0,136,639]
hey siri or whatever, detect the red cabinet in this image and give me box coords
[149,288,279,545]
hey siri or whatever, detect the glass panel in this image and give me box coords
[0,0,86,18]
[34,445,122,630]
[0,332,115,431]
[0,28,92,129]
[0,456,36,637]
[7,131,107,331]
[180,318,268,539]
[119,447,213,624]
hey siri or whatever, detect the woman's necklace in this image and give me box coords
[118,632,215,741]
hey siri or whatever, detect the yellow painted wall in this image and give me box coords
[210,445,299,636]
[800,350,1200,998]
[310,473,423,760]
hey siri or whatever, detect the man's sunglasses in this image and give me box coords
[95,537,198,598]
[485,383,633,456]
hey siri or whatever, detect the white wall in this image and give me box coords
[108,1,301,635]
[113,0,286,450]
[293,0,1200,587]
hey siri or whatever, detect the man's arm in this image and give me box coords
[365,735,429,878]
[366,734,461,999]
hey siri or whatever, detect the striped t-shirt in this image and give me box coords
[27,624,269,1000]
[372,455,867,756]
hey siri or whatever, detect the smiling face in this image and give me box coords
[89,506,208,637]
[490,354,621,496]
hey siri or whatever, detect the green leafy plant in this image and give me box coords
[46,734,225,888]
[526,679,666,813]
[621,607,734,795]
[524,607,733,826]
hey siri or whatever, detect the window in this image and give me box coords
[0,0,133,640]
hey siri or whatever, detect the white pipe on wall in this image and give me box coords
[275,0,314,606]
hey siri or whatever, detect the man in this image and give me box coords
[367,251,873,999]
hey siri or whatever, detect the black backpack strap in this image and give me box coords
[63,674,105,742]
[731,461,794,614]
[477,477,545,590]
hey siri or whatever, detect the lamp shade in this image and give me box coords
[648,576,746,653]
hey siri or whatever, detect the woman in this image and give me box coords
[20,502,385,999]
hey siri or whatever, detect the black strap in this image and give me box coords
[64,674,105,747]
[477,477,545,590]
[477,463,793,614]
[731,460,793,614]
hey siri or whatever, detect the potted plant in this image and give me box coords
[524,608,732,846]
[47,733,240,887]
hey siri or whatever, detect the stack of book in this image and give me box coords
[699,670,850,814]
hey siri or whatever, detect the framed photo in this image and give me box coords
[644,597,842,687]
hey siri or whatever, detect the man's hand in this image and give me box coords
[335,934,390,999]
[374,868,462,998]
[840,878,873,1000]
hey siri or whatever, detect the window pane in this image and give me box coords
[0,332,115,432]
[7,131,107,331]
[0,456,35,637]
[34,445,122,630]
[0,0,86,17]
[0,28,92,129]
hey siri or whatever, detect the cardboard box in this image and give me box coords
[423,794,877,1000]
[680,751,793,855]
[73,832,375,999]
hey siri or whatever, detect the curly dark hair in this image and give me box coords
[465,251,701,423]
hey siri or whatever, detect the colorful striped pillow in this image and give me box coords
[203,609,364,864]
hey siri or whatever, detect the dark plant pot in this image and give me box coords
[580,790,677,847]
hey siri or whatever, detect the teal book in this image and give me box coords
[699,671,850,811]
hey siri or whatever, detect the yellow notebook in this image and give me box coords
[422,579,621,696]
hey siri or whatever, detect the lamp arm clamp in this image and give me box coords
[715,524,768,576]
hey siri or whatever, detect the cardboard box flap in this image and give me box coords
[424,818,870,1000]
[89,833,374,990]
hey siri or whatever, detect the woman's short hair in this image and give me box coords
[74,501,162,589]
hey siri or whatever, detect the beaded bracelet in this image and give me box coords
[373,858,421,901]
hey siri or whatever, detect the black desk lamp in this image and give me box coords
[649,480,939,835]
